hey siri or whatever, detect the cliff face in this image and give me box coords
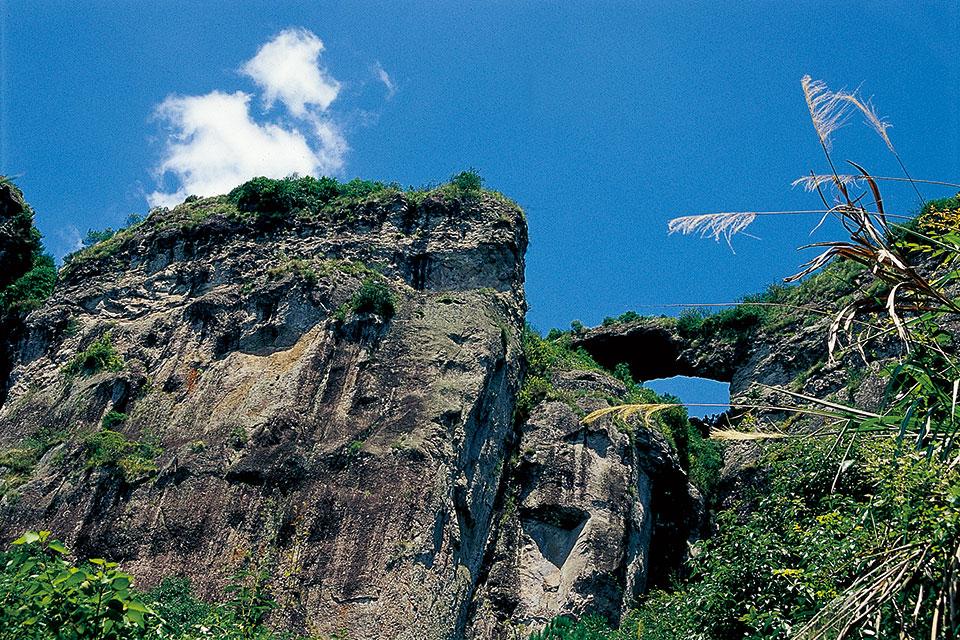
[0,191,531,639]
[0,189,701,639]
[467,370,698,638]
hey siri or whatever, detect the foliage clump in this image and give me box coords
[516,326,602,422]
[915,193,960,237]
[0,178,56,314]
[0,531,295,639]
[347,277,395,319]
[0,253,56,314]
[227,175,396,221]
[266,256,319,287]
[84,428,162,482]
[0,425,66,498]
[0,531,155,639]
[63,333,124,376]
[448,169,484,194]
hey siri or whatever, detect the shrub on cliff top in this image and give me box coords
[449,169,484,193]
[227,175,394,220]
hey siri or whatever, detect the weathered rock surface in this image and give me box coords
[0,187,715,639]
[467,370,698,638]
[570,316,830,397]
[0,192,529,639]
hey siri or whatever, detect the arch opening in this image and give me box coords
[645,375,730,418]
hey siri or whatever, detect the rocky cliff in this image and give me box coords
[0,186,701,639]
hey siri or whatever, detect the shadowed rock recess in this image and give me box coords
[0,189,702,639]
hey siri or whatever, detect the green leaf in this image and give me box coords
[13,531,40,545]
[47,541,69,555]
[125,608,145,626]
[125,600,150,613]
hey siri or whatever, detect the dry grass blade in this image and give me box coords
[836,85,924,203]
[793,174,865,192]
[827,302,859,361]
[582,403,677,425]
[886,282,911,350]
[793,545,931,640]
[710,429,788,441]
[848,160,886,225]
[840,93,893,153]
[759,384,881,419]
[667,212,757,249]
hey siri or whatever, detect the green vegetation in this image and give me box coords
[602,255,869,347]
[531,437,958,640]
[448,169,484,194]
[102,411,128,430]
[226,171,501,223]
[516,325,603,422]
[227,175,387,220]
[0,253,56,314]
[895,194,960,263]
[63,333,124,376]
[0,531,303,639]
[266,256,380,289]
[267,256,319,287]
[346,278,395,319]
[601,310,641,326]
[230,426,249,449]
[517,327,723,498]
[0,425,66,498]
[63,213,149,271]
[0,178,56,314]
[83,228,118,247]
[347,439,364,456]
[84,429,162,482]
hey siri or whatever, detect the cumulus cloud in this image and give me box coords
[241,28,340,116]
[148,28,346,208]
[374,61,396,99]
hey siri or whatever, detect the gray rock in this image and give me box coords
[466,369,697,638]
[0,192,527,640]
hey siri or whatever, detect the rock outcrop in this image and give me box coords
[571,314,831,397]
[0,191,530,639]
[467,370,698,638]
[0,187,709,639]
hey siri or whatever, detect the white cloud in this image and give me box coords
[148,29,347,208]
[374,61,396,99]
[55,225,83,260]
[241,28,340,117]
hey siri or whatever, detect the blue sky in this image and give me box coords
[3,2,959,407]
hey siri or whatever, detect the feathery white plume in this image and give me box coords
[802,75,854,152]
[668,212,757,249]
